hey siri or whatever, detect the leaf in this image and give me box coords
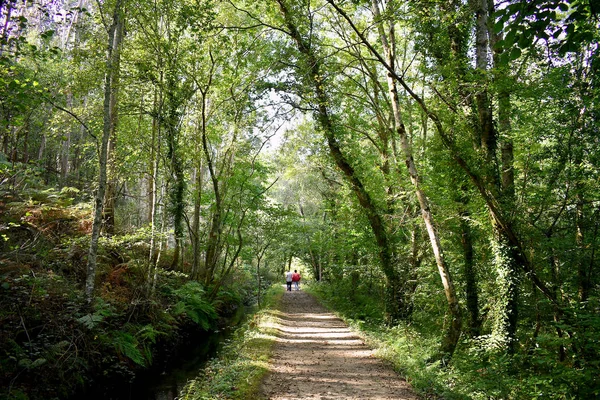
[494,21,504,35]
[40,30,55,40]
[113,332,146,366]
[509,47,522,60]
[30,358,47,368]
[77,313,103,329]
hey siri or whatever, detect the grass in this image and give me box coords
[178,284,284,400]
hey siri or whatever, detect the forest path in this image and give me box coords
[260,289,418,400]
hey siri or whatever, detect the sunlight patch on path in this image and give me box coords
[260,290,417,400]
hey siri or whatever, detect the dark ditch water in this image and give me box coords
[74,308,249,400]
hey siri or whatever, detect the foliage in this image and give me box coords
[494,0,599,58]
[179,284,284,400]
[0,186,252,399]
[1,0,599,398]
[171,282,218,330]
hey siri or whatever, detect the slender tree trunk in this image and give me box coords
[22,118,29,163]
[327,0,561,317]
[191,158,203,280]
[200,74,225,285]
[151,183,168,294]
[0,0,13,56]
[103,66,123,235]
[165,74,185,271]
[86,0,124,300]
[372,0,461,356]
[60,93,72,182]
[459,194,481,337]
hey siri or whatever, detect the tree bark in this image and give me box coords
[102,11,124,235]
[486,0,519,351]
[86,0,124,300]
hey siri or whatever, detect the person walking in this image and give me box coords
[285,270,293,291]
[291,270,301,291]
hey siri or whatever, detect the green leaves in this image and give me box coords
[77,313,104,329]
[172,282,218,330]
[493,0,599,60]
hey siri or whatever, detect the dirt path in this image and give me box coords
[260,289,418,400]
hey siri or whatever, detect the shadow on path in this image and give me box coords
[260,290,417,400]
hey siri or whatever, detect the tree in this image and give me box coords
[86,0,124,299]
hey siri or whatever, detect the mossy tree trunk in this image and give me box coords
[86,0,124,300]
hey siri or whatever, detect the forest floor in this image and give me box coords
[259,288,418,400]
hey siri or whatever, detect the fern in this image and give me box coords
[77,314,103,329]
[172,282,217,330]
[136,324,165,344]
[112,331,146,367]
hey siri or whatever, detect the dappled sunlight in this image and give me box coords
[260,291,417,400]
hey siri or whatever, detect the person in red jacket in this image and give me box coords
[291,270,301,291]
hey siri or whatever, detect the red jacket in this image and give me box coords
[291,273,301,282]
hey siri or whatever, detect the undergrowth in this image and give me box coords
[0,185,252,400]
[179,284,284,400]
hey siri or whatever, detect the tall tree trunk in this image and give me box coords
[372,0,462,356]
[191,158,203,280]
[486,0,519,351]
[164,73,186,270]
[60,92,73,182]
[103,54,123,235]
[459,193,481,337]
[86,0,124,300]
[0,0,13,56]
[327,0,561,317]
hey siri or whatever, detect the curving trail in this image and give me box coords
[260,289,418,400]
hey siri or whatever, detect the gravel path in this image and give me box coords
[260,289,418,400]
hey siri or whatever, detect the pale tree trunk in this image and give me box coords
[0,0,13,56]
[191,78,211,281]
[102,0,126,236]
[151,183,168,294]
[103,82,121,235]
[191,158,203,280]
[62,0,85,49]
[22,118,29,163]
[327,0,562,320]
[60,93,73,182]
[147,84,159,224]
[372,0,462,356]
[60,131,71,181]
[86,0,124,300]
[38,134,46,161]
[199,57,225,285]
[147,72,162,279]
